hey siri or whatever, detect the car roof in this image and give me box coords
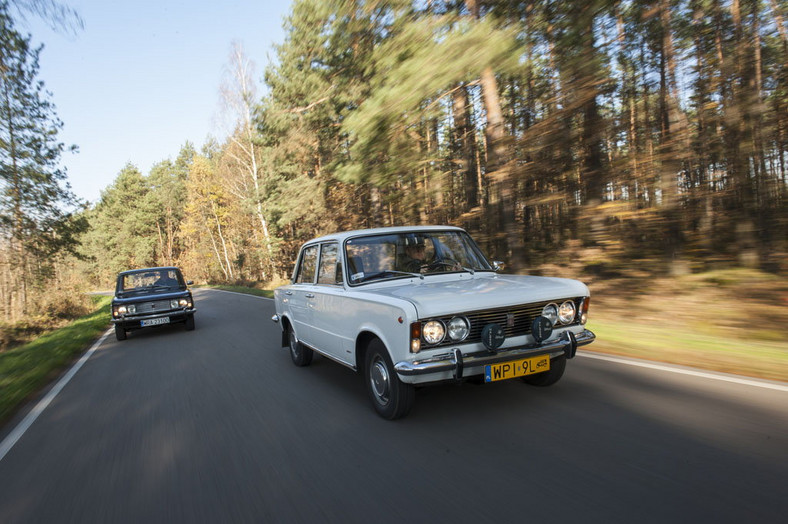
[304,225,466,246]
[117,267,182,276]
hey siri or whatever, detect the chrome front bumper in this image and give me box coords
[111,308,196,325]
[394,329,595,379]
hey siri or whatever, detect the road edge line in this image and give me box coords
[0,327,113,464]
[578,351,788,392]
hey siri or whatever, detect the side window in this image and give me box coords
[317,243,342,285]
[295,245,318,284]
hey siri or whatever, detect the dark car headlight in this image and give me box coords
[114,304,136,316]
[170,298,191,308]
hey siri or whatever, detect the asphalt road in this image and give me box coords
[0,289,786,523]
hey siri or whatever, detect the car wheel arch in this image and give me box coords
[280,315,294,347]
[355,331,383,372]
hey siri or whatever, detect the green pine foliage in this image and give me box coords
[0,2,84,320]
[78,0,788,287]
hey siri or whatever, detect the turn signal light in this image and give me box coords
[580,297,590,324]
[410,322,422,353]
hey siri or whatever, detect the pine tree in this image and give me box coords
[0,2,82,319]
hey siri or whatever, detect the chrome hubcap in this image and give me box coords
[370,356,390,405]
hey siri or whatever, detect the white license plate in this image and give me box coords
[141,317,170,327]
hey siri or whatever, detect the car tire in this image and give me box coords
[364,338,414,420]
[185,315,195,331]
[288,325,313,367]
[522,355,566,387]
[115,324,127,341]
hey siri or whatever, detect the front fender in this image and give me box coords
[351,303,417,369]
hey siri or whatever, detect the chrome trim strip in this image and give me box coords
[271,314,280,323]
[299,340,357,371]
[395,329,595,377]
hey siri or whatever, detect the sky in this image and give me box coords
[19,0,293,205]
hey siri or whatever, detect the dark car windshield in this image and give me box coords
[345,230,493,285]
[120,269,183,293]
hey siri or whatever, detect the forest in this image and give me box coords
[1,0,787,332]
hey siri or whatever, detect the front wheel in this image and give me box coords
[364,339,414,420]
[115,324,127,341]
[288,325,313,367]
[522,355,566,387]
[185,315,195,331]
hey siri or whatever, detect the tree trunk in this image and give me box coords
[210,201,234,280]
[658,0,687,272]
[451,85,479,213]
[465,0,524,268]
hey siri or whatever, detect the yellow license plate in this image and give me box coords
[485,355,550,382]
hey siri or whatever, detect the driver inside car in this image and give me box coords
[401,237,429,273]
[155,271,178,288]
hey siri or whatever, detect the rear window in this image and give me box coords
[295,245,318,284]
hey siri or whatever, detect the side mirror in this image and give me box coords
[492,261,505,272]
[186,280,194,286]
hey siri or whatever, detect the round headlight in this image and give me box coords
[542,303,558,325]
[558,300,576,324]
[447,317,470,342]
[179,298,189,307]
[170,299,179,308]
[117,305,127,315]
[422,320,446,345]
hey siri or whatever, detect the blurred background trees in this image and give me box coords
[0,1,84,322]
[4,0,787,307]
[229,0,784,279]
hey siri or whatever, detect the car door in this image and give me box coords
[288,244,319,347]
[309,242,351,364]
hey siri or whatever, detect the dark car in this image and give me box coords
[111,267,196,341]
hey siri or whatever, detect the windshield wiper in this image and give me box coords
[384,270,424,280]
[357,270,424,283]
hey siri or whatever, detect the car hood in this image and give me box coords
[358,274,589,318]
[113,289,191,304]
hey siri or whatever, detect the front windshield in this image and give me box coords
[344,230,493,285]
[120,269,182,292]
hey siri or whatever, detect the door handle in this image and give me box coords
[305,293,315,298]
[285,291,293,296]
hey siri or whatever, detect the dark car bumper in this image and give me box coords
[111,308,196,329]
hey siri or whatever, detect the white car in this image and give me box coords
[272,226,595,419]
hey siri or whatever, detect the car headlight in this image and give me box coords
[558,300,576,324]
[447,317,469,342]
[170,300,179,308]
[115,304,136,315]
[422,320,446,345]
[180,298,189,307]
[542,303,558,325]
